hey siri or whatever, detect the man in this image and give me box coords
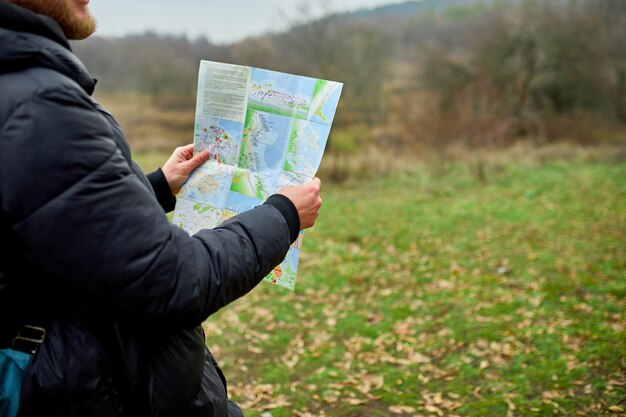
[0,0,322,416]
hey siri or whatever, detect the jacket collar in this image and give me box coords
[0,0,70,49]
[0,0,96,95]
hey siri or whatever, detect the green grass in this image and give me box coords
[136,153,626,416]
[133,151,171,173]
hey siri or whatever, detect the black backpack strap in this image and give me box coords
[0,215,47,354]
[8,325,46,354]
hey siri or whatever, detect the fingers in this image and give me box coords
[179,143,195,153]
[174,144,195,160]
[185,150,210,171]
[309,177,322,205]
[294,178,322,229]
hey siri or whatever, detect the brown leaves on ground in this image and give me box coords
[203,164,626,416]
[229,383,291,412]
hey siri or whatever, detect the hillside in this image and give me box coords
[347,0,494,18]
[74,0,626,158]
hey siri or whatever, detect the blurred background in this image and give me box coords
[75,0,625,416]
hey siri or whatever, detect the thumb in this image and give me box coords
[184,150,210,171]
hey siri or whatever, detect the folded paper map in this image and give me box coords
[173,60,343,290]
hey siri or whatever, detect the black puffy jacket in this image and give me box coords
[0,2,300,416]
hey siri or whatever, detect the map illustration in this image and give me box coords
[230,168,276,201]
[173,60,342,290]
[284,119,331,177]
[266,246,301,291]
[178,161,235,208]
[239,110,292,175]
[248,68,316,119]
[225,191,262,214]
[173,198,223,236]
[309,79,343,124]
[194,117,243,165]
[277,171,313,189]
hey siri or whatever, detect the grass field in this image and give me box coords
[136,154,625,416]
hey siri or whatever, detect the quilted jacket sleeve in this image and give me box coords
[0,86,294,329]
[146,168,177,213]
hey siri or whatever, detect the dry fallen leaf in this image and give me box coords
[389,405,416,414]
[424,405,444,416]
[343,398,369,406]
[323,395,338,404]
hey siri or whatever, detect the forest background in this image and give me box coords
[75,0,626,178]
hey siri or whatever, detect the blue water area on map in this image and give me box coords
[224,191,262,214]
[310,82,343,125]
[285,120,331,177]
[282,247,301,275]
[250,68,317,104]
[291,231,304,250]
[241,110,292,175]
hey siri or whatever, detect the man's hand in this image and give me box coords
[278,178,323,229]
[162,144,210,195]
